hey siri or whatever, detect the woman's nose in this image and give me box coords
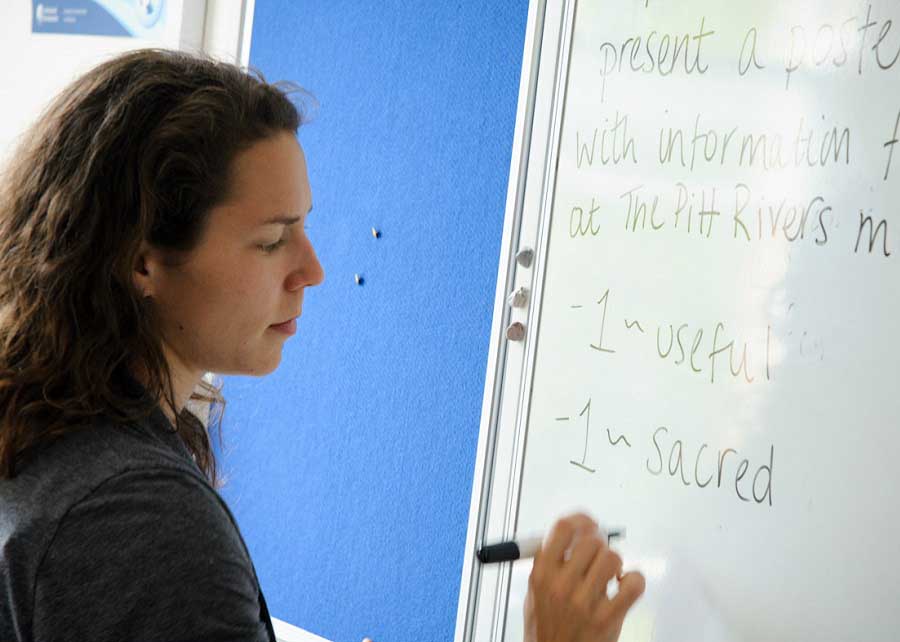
[285,237,324,291]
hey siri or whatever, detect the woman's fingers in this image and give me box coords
[596,570,646,626]
[542,512,597,566]
[562,530,604,581]
[525,513,646,642]
[577,545,623,602]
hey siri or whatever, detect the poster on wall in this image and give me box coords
[31,0,167,38]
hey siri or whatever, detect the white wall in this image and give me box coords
[0,0,249,164]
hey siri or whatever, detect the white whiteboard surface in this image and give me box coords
[458,1,900,641]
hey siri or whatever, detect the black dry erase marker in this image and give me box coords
[477,529,625,564]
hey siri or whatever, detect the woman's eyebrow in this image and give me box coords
[259,214,302,226]
[259,206,312,227]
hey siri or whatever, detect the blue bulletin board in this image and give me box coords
[214,3,529,641]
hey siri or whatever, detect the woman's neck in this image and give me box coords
[132,344,203,428]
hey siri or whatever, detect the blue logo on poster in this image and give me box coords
[136,0,163,28]
[33,1,168,38]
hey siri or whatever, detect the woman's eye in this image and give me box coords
[259,238,287,254]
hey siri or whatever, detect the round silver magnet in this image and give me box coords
[506,322,526,341]
[515,247,534,268]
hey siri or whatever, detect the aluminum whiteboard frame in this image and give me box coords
[238,0,255,68]
[454,1,579,640]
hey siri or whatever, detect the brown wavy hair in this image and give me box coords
[0,49,305,484]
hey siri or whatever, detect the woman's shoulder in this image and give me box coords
[4,408,201,511]
[28,463,266,642]
[0,412,263,642]
[0,409,214,581]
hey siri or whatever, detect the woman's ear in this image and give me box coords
[133,241,158,298]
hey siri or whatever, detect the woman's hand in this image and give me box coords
[524,513,645,642]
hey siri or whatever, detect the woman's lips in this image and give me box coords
[269,318,297,335]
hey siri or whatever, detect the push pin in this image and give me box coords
[371,227,380,239]
[516,247,534,268]
[355,274,364,285]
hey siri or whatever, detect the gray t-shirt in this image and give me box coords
[0,405,276,642]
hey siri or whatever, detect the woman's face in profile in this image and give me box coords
[137,131,324,379]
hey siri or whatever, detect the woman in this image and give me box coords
[0,50,643,641]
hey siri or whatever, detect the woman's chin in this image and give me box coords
[216,351,282,377]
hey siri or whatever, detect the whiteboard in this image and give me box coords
[456,1,900,641]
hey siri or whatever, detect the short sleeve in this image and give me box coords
[33,468,271,642]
